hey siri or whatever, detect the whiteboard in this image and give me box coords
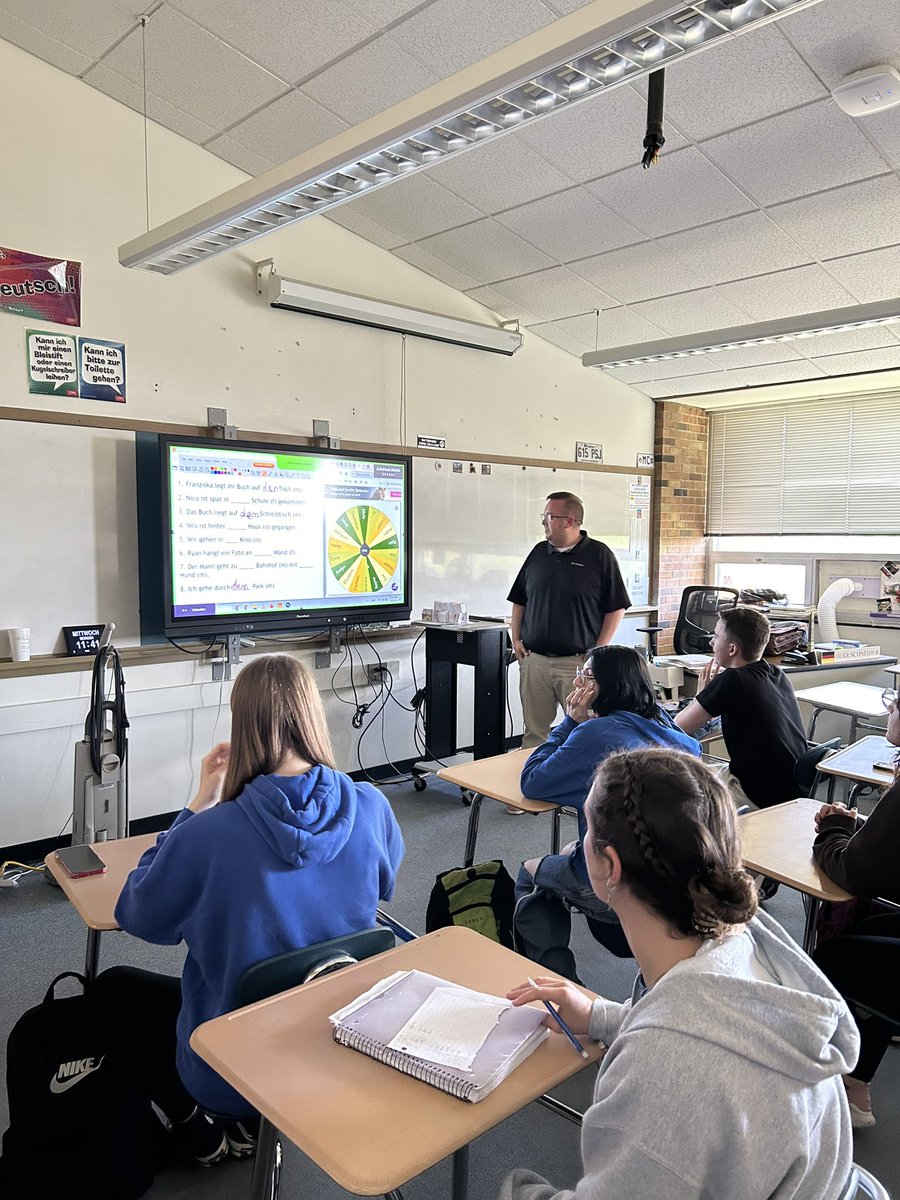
[411,458,651,621]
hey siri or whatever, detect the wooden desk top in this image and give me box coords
[192,926,602,1196]
[815,735,897,787]
[793,681,890,719]
[437,748,559,813]
[740,799,852,903]
[44,832,155,931]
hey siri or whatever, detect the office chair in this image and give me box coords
[836,1163,892,1200]
[673,586,739,655]
[793,737,841,798]
[234,927,396,1200]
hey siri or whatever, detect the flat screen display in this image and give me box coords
[139,435,412,639]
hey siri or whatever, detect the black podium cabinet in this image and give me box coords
[424,623,510,761]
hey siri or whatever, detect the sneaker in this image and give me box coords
[757,876,780,902]
[843,1078,876,1129]
[504,805,524,815]
[222,1116,260,1159]
[169,1106,228,1166]
[848,1102,877,1129]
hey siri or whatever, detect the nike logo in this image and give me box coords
[49,1055,104,1093]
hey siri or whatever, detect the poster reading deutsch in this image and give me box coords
[0,246,81,326]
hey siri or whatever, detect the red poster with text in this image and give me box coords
[0,246,81,326]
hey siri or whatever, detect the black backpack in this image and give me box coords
[425,860,516,947]
[0,973,158,1200]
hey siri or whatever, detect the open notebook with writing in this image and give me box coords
[329,969,548,1103]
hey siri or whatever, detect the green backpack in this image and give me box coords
[425,860,516,947]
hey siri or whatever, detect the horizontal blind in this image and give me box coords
[707,392,900,535]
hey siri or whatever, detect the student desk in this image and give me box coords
[191,925,603,1200]
[793,682,889,743]
[814,735,896,803]
[436,749,576,867]
[739,798,852,953]
[44,832,156,979]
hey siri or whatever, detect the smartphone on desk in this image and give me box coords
[55,844,107,878]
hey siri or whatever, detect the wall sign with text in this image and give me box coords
[575,441,603,464]
[0,245,81,326]
[27,330,126,402]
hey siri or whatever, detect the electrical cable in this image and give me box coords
[86,644,128,776]
[641,68,666,169]
[166,635,219,655]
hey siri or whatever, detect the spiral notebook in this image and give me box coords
[328,969,548,1103]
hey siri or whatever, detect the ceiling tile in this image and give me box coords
[664,370,753,397]
[778,0,900,87]
[205,133,275,176]
[528,313,597,356]
[604,356,722,385]
[0,0,139,61]
[170,0,375,83]
[657,211,812,289]
[852,107,900,173]
[768,175,900,260]
[0,10,93,74]
[587,146,754,238]
[467,266,615,323]
[518,85,688,184]
[411,217,555,281]
[813,347,900,377]
[630,289,753,337]
[822,246,900,303]
[589,306,666,351]
[426,134,576,213]
[301,33,438,125]
[717,263,857,321]
[389,0,553,75]
[540,0,592,13]
[659,23,827,142]
[208,90,348,163]
[83,61,219,144]
[638,381,676,399]
[496,186,642,263]
[791,326,899,360]
[333,174,482,242]
[738,361,827,386]
[327,206,405,250]
[389,243,480,291]
[337,0,427,25]
[569,241,704,304]
[700,99,891,207]
[92,8,287,132]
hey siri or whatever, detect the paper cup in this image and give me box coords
[9,627,30,662]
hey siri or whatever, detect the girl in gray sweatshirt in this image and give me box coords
[503,748,858,1200]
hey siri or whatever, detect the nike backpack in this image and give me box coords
[0,972,157,1199]
[425,860,516,947]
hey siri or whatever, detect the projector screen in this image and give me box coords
[137,434,412,640]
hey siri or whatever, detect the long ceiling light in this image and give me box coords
[581,297,900,370]
[259,263,524,354]
[119,0,824,275]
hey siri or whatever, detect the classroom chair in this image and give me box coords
[794,737,842,797]
[838,1163,891,1199]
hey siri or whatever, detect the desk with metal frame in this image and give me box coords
[814,735,896,804]
[437,749,576,867]
[191,925,603,1200]
[44,832,156,979]
[739,798,852,953]
[793,682,889,744]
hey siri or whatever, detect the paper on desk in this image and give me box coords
[387,987,510,1071]
[328,971,410,1024]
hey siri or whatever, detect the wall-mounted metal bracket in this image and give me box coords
[208,406,237,440]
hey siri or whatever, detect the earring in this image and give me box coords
[604,877,618,904]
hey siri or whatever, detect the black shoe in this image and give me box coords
[222,1116,260,1159]
[758,876,780,903]
[169,1106,228,1166]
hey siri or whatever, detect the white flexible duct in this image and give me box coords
[816,577,862,643]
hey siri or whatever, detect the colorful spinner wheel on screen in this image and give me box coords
[328,505,399,593]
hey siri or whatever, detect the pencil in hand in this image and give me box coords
[527,977,590,1059]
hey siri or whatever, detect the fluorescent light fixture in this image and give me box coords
[259,263,524,355]
[582,297,900,369]
[119,0,824,275]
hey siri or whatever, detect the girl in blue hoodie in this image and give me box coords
[93,654,404,1166]
[514,644,699,982]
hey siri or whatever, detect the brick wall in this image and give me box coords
[650,402,710,654]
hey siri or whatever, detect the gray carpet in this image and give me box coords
[1,775,897,1198]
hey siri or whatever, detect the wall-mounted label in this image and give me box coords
[575,441,603,464]
[1,245,81,326]
[417,435,446,449]
[26,330,78,395]
[78,337,126,403]
[629,480,651,510]
[636,453,655,468]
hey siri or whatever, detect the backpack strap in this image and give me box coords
[43,973,88,1003]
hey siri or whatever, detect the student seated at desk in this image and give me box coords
[810,686,900,1129]
[675,605,807,808]
[504,749,857,1200]
[93,654,403,1167]
[514,645,700,983]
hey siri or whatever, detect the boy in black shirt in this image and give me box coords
[675,605,807,808]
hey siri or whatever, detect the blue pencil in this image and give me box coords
[527,977,590,1059]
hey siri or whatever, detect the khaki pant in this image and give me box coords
[518,652,582,748]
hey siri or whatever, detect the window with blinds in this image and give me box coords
[707,393,900,536]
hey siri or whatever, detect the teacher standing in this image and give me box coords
[508,492,631,748]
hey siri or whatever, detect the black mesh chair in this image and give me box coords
[673,586,739,655]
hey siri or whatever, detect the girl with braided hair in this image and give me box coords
[503,748,858,1200]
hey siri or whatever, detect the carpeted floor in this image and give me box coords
[1,774,896,1198]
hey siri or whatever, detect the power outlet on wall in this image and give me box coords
[366,660,400,684]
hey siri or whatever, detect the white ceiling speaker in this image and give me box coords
[831,66,900,117]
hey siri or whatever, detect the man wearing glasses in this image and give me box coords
[508,492,630,747]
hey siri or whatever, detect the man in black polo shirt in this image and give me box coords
[675,605,807,807]
[508,491,630,747]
